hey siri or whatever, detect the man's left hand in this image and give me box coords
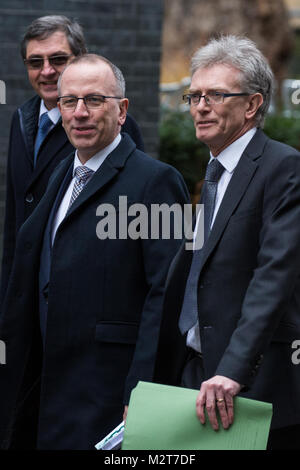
[196,375,241,431]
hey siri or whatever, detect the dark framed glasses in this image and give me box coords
[183,91,250,106]
[24,54,72,70]
[58,94,123,110]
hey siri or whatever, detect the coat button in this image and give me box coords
[25,193,34,203]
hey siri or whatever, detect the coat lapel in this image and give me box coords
[63,133,136,220]
[19,95,72,189]
[21,154,74,248]
[168,129,268,280]
[23,134,135,246]
[18,95,40,164]
[200,129,267,268]
[27,121,70,188]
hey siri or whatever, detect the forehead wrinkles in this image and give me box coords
[26,32,71,56]
[190,64,243,92]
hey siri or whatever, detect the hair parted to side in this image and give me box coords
[191,35,274,127]
[57,54,126,97]
[21,15,87,59]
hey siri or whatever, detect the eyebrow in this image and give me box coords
[188,88,229,94]
[27,51,70,58]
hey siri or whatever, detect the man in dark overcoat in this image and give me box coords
[0,54,189,450]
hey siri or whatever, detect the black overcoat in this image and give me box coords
[0,133,189,449]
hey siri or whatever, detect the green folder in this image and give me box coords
[122,381,272,450]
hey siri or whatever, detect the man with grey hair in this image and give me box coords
[154,35,300,449]
[0,15,144,305]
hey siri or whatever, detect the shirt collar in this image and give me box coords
[210,127,257,173]
[73,133,122,176]
[39,100,61,125]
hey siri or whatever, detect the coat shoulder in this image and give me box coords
[18,94,40,113]
[266,136,300,156]
[262,132,300,163]
[129,147,185,181]
[248,130,300,176]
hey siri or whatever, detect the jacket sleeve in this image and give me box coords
[215,150,300,387]
[123,163,190,403]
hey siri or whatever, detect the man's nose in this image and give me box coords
[73,99,89,117]
[40,59,56,75]
[195,96,210,111]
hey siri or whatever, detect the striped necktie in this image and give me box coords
[68,165,94,209]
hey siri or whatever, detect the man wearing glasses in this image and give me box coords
[0,15,144,305]
[154,35,300,449]
[0,54,189,449]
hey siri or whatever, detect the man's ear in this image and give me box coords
[118,98,129,126]
[245,93,264,120]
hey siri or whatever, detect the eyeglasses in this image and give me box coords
[183,91,250,106]
[24,54,72,70]
[58,94,123,110]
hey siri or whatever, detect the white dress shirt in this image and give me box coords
[51,133,121,245]
[39,100,61,126]
[187,127,257,352]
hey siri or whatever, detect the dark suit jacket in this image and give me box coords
[0,133,190,449]
[0,95,144,304]
[154,129,300,431]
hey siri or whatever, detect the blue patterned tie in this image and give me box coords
[34,112,53,165]
[178,158,225,335]
[68,166,94,209]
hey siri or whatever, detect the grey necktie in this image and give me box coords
[178,158,225,335]
[68,166,94,209]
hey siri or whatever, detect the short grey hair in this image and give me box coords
[191,35,274,127]
[57,53,126,97]
[21,15,87,59]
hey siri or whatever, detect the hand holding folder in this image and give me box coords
[122,381,273,450]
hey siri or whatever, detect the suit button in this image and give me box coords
[25,193,34,203]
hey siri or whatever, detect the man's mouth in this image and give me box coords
[40,81,57,88]
[197,120,216,125]
[72,126,95,135]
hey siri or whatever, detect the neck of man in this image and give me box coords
[77,130,121,164]
[43,98,58,111]
[210,122,256,157]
